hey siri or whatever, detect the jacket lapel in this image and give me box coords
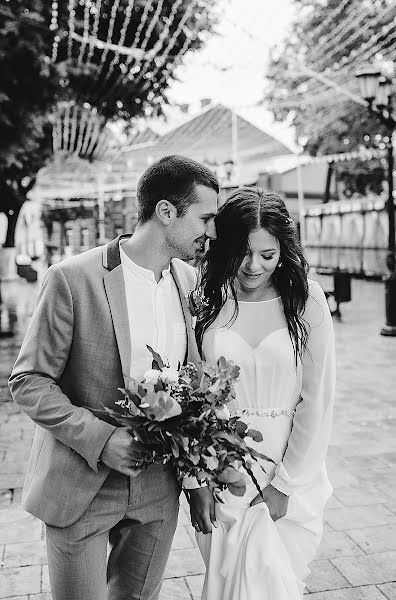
[103,235,131,385]
[170,260,201,365]
[102,235,201,381]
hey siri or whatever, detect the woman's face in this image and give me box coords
[237,228,281,292]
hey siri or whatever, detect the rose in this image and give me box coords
[203,455,219,470]
[214,405,230,420]
[160,367,179,385]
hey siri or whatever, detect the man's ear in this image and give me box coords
[156,200,177,225]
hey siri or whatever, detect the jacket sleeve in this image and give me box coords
[8,264,116,471]
[271,281,336,495]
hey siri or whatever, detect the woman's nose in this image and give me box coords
[247,254,260,271]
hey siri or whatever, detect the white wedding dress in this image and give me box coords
[197,280,335,599]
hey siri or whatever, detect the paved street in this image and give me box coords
[0,273,395,599]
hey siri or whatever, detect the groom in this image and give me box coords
[9,155,218,600]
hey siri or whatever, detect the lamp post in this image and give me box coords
[356,66,396,336]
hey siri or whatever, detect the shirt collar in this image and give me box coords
[119,242,171,283]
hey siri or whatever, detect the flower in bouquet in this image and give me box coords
[186,288,209,330]
[105,346,273,498]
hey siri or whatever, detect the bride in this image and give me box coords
[187,187,335,599]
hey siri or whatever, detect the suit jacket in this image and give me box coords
[9,235,200,527]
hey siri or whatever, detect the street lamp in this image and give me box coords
[356,66,396,336]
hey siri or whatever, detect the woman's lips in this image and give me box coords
[242,272,262,279]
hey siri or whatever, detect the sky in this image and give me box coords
[151,0,298,149]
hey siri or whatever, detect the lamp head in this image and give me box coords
[356,66,382,102]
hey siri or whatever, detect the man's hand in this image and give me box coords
[99,428,143,477]
[187,487,217,534]
[250,484,289,521]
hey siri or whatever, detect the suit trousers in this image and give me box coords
[45,464,180,600]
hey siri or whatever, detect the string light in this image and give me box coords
[77,0,92,65]
[307,0,352,42]
[67,0,76,58]
[86,0,102,64]
[131,1,196,94]
[62,102,72,152]
[90,0,136,101]
[315,4,395,70]
[80,109,98,155]
[346,18,396,66]
[69,103,79,154]
[310,2,370,61]
[50,0,60,61]
[83,0,121,99]
[147,10,205,93]
[97,0,120,69]
[99,0,163,103]
[85,114,104,156]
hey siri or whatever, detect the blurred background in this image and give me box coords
[0,0,395,284]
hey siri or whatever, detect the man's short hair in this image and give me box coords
[136,155,219,223]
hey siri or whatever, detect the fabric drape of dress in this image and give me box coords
[196,280,335,600]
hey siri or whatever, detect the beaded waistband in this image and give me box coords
[231,407,296,418]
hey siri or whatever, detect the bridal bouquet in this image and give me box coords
[105,346,271,497]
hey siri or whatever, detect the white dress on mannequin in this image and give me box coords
[197,280,335,600]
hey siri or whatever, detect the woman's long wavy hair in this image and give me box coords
[196,187,310,363]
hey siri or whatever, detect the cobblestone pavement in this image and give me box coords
[0,273,395,599]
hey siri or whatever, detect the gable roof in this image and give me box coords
[119,103,293,184]
[158,104,290,161]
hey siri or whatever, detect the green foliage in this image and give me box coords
[265,0,395,196]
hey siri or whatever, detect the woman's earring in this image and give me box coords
[277,261,283,268]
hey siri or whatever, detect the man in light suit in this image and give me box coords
[9,155,219,600]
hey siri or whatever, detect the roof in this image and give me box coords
[125,127,160,147]
[119,103,293,184]
[157,104,290,161]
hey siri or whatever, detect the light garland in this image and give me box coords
[310,2,370,61]
[128,0,190,90]
[345,18,396,66]
[85,112,104,157]
[297,147,386,166]
[86,0,102,64]
[50,0,60,61]
[77,0,92,65]
[80,109,98,156]
[62,102,72,152]
[315,4,395,70]
[307,0,352,42]
[92,0,159,104]
[67,0,76,59]
[97,0,121,69]
[53,102,111,160]
[100,0,167,103]
[68,103,79,155]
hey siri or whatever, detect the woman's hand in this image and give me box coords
[250,484,289,521]
[187,487,218,534]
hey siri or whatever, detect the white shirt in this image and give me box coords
[120,243,187,381]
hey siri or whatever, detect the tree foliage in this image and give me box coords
[265,0,396,197]
[0,0,217,246]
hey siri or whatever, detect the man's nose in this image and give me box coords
[206,220,217,240]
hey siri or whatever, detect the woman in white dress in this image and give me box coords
[188,187,335,599]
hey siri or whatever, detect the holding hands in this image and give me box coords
[188,487,218,534]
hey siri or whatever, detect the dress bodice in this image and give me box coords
[202,297,302,413]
